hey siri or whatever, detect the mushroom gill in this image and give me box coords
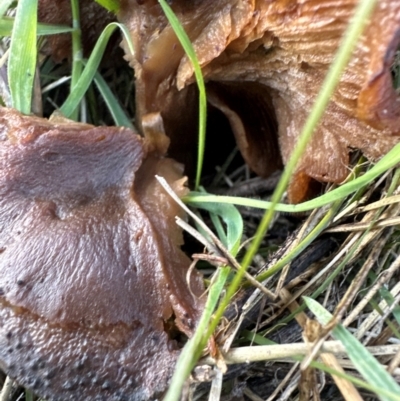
[0,107,204,401]
[119,0,400,202]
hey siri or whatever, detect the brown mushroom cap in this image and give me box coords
[0,107,204,400]
[119,0,400,202]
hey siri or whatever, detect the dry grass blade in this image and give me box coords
[281,288,363,401]
[158,176,276,300]
[0,377,13,401]
[305,297,400,401]
[208,369,223,401]
[343,263,400,329]
[326,216,400,232]
[201,342,400,365]
[388,349,400,374]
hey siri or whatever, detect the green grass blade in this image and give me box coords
[25,389,33,401]
[304,297,400,401]
[8,0,38,114]
[191,200,243,256]
[378,286,400,326]
[241,330,276,346]
[158,0,207,190]
[309,360,400,401]
[0,17,74,36]
[209,214,228,249]
[163,267,230,401]
[255,200,342,283]
[36,22,75,35]
[0,0,14,17]
[95,0,120,13]
[60,22,134,118]
[92,69,134,128]
[69,0,83,120]
[184,140,400,213]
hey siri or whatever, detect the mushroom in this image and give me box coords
[0,107,204,400]
[119,0,400,202]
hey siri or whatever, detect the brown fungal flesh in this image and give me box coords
[38,0,117,62]
[0,107,204,400]
[119,0,400,202]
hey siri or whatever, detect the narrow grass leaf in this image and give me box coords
[209,214,228,250]
[69,0,83,120]
[192,201,243,256]
[309,360,400,401]
[303,297,400,401]
[0,0,14,17]
[60,22,134,117]
[25,389,33,401]
[164,267,230,401]
[8,0,38,114]
[0,17,74,37]
[92,69,134,129]
[184,141,400,213]
[255,201,342,283]
[95,0,120,12]
[241,330,276,346]
[378,286,400,326]
[158,0,207,190]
